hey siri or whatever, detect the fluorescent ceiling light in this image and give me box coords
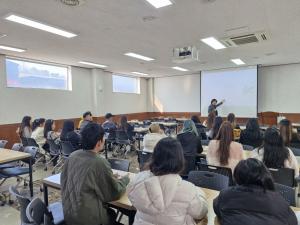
[79,61,107,68]
[172,66,189,72]
[145,0,172,8]
[201,37,226,50]
[231,58,245,65]
[5,14,77,38]
[0,45,26,52]
[132,72,149,76]
[124,52,154,61]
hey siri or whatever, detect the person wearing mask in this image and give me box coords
[119,115,134,141]
[203,111,216,130]
[60,120,81,151]
[177,120,203,174]
[17,116,32,138]
[207,122,244,172]
[61,123,129,225]
[208,116,223,140]
[252,127,299,177]
[79,111,93,131]
[143,124,166,153]
[213,158,297,225]
[279,119,300,149]
[191,115,207,140]
[31,118,46,149]
[128,137,208,225]
[44,119,60,145]
[102,113,117,131]
[239,118,263,148]
[208,98,225,116]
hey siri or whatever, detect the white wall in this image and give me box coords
[0,55,148,124]
[153,74,200,112]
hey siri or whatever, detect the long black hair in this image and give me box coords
[19,116,31,137]
[32,118,45,131]
[44,119,54,138]
[244,118,261,139]
[258,128,289,168]
[61,120,75,140]
[120,115,128,131]
[212,117,223,139]
[234,158,275,191]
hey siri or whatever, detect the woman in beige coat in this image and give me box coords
[128,137,208,225]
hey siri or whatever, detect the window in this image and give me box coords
[112,74,140,94]
[5,58,71,90]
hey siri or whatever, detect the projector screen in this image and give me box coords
[201,66,257,117]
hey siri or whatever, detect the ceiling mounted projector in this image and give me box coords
[172,46,200,64]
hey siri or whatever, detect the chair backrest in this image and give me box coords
[269,168,295,187]
[105,128,116,141]
[197,163,234,185]
[242,144,254,151]
[47,139,61,156]
[9,186,32,224]
[24,146,38,158]
[116,130,129,141]
[201,139,210,146]
[183,155,196,176]
[0,139,8,148]
[108,158,130,172]
[290,147,300,156]
[137,151,152,170]
[26,197,53,225]
[275,183,296,206]
[60,141,75,157]
[26,138,39,148]
[21,137,29,147]
[11,143,23,152]
[188,171,229,191]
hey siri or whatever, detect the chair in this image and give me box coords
[274,183,296,207]
[197,163,234,185]
[46,140,62,174]
[108,158,130,172]
[22,138,45,164]
[113,130,132,157]
[137,150,152,170]
[269,168,295,187]
[188,171,229,191]
[183,155,196,176]
[290,147,300,156]
[0,140,8,148]
[60,141,75,158]
[26,197,64,225]
[201,140,210,146]
[12,143,24,152]
[242,144,254,151]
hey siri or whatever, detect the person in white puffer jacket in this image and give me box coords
[128,137,208,225]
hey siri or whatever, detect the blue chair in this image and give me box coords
[0,140,8,148]
[137,150,152,170]
[275,183,296,206]
[108,158,130,172]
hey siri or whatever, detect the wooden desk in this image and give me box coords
[0,148,33,197]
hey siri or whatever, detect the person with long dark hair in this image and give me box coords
[252,128,299,177]
[208,116,223,140]
[128,137,208,225]
[227,113,240,129]
[279,119,300,148]
[60,120,81,151]
[31,118,46,149]
[119,115,134,141]
[203,111,216,130]
[213,158,297,225]
[44,119,60,144]
[17,116,32,138]
[240,118,263,148]
[207,121,244,172]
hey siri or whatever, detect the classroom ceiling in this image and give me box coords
[0,0,300,77]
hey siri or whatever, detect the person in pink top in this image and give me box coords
[207,121,244,172]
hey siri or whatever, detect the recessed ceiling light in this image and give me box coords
[124,52,155,61]
[201,37,226,50]
[145,0,172,8]
[5,14,77,38]
[132,72,149,76]
[79,61,107,68]
[172,66,189,72]
[231,58,245,65]
[0,45,26,52]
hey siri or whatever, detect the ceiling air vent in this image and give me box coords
[221,31,269,47]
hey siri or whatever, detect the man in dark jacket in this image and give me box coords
[208,99,225,116]
[61,122,129,225]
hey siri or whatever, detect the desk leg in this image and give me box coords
[138,137,141,151]
[29,158,33,197]
[43,184,49,206]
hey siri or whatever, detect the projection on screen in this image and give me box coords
[201,66,257,117]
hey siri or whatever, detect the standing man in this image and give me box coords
[208,99,225,116]
[79,111,93,131]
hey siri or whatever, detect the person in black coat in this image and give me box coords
[60,120,81,151]
[213,158,297,225]
[191,115,207,140]
[239,118,263,148]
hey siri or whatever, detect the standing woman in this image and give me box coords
[204,111,216,130]
[17,116,32,138]
[119,115,134,141]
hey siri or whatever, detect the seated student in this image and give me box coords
[207,122,244,172]
[61,123,129,225]
[17,116,32,138]
[31,118,46,149]
[203,111,216,130]
[102,113,117,131]
[119,115,135,141]
[128,137,208,225]
[79,111,93,131]
[191,115,207,140]
[213,158,297,225]
[239,118,263,148]
[44,119,60,145]
[143,124,166,153]
[60,120,81,151]
[252,127,299,177]
[227,113,240,129]
[208,116,223,140]
[279,119,300,149]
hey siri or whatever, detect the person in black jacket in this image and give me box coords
[239,118,263,148]
[191,115,207,140]
[213,158,297,225]
[60,120,81,151]
[279,119,300,149]
[177,120,203,175]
